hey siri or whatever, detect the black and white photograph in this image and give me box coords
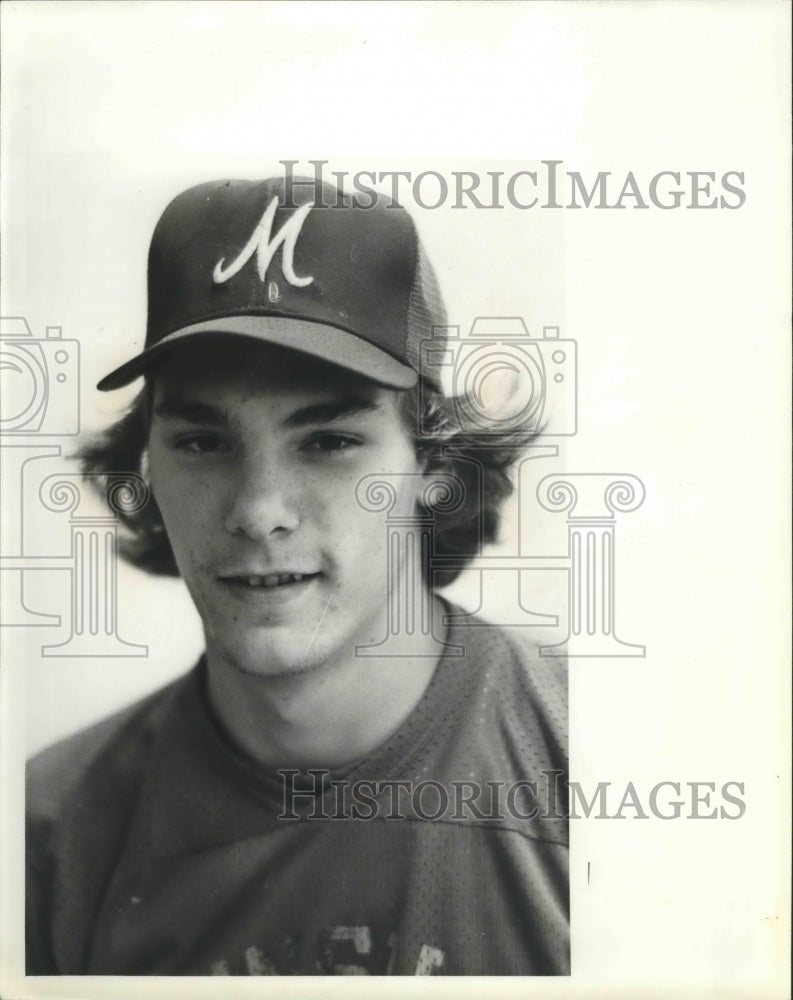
[1,2,789,996]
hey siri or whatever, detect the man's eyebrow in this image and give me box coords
[151,394,382,428]
[282,396,382,429]
[152,398,229,426]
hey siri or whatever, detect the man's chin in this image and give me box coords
[207,632,336,680]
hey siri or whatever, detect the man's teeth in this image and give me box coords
[240,573,307,587]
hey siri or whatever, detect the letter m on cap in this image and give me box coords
[213,197,314,288]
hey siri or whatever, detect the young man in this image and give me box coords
[26,175,569,976]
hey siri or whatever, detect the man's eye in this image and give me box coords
[174,433,228,455]
[302,433,360,455]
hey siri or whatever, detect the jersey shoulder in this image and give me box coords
[26,674,187,825]
[444,605,567,719]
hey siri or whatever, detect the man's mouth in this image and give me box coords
[223,573,319,589]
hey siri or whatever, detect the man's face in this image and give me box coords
[147,341,428,679]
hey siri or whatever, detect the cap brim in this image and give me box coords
[97,316,418,391]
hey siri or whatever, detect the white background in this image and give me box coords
[1,2,790,998]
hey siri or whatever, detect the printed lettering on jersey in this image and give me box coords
[213,197,314,287]
[208,925,446,975]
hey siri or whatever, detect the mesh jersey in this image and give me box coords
[27,615,569,976]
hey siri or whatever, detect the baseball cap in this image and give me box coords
[97,176,447,391]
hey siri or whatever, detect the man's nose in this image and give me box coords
[223,456,300,540]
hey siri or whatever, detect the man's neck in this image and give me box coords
[205,594,447,771]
